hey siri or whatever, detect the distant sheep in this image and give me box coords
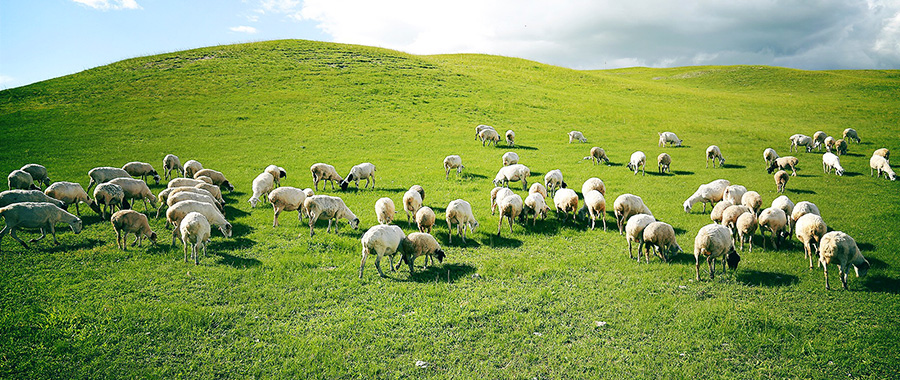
[179,211,211,265]
[416,206,436,233]
[358,224,406,278]
[834,139,848,155]
[796,213,827,269]
[0,202,82,250]
[183,160,203,178]
[568,131,587,143]
[402,188,423,227]
[763,148,779,167]
[544,169,566,196]
[705,145,725,168]
[496,193,524,236]
[493,164,531,191]
[270,186,307,227]
[869,155,896,181]
[310,163,343,191]
[194,169,233,192]
[693,224,741,280]
[304,195,360,237]
[443,155,464,179]
[340,162,376,190]
[122,161,161,185]
[614,194,653,235]
[627,151,646,175]
[375,197,395,225]
[475,124,495,140]
[657,132,682,147]
[774,170,789,193]
[505,130,515,146]
[111,210,157,250]
[446,199,478,244]
[822,152,845,176]
[20,164,50,188]
[812,131,828,151]
[818,231,869,290]
[553,188,578,223]
[44,182,91,216]
[163,154,184,180]
[479,128,501,146]
[657,153,671,174]
[842,128,860,144]
[8,170,39,191]
[790,134,813,153]
[584,147,610,165]
[642,221,680,263]
[502,151,519,166]
[824,136,836,153]
[768,156,799,176]
[625,214,656,260]
[523,193,550,225]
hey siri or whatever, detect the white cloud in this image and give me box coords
[73,0,141,11]
[230,26,259,34]
[0,75,17,88]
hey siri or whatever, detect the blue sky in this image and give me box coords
[2,0,899,89]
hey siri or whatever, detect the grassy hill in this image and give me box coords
[1,39,899,378]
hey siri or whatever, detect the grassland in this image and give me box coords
[1,39,899,379]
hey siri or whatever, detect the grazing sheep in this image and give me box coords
[709,200,734,224]
[303,188,315,198]
[763,148,779,167]
[402,188,423,227]
[374,197,396,225]
[167,192,222,216]
[818,231,869,290]
[194,176,214,184]
[496,193,524,236]
[409,185,425,202]
[340,162,376,190]
[584,147,611,165]
[834,139,848,155]
[758,207,789,249]
[822,152,845,176]
[657,132,683,147]
[166,200,231,245]
[529,183,548,199]
[44,182,91,216]
[582,190,607,231]
[581,177,606,197]
[768,156,799,176]
[490,187,514,216]
[553,188,578,223]
[155,186,219,218]
[625,214,656,260]
[741,191,762,214]
[359,224,406,278]
[194,169,233,192]
[493,164,531,191]
[723,185,747,205]
[249,172,275,208]
[771,195,794,220]
[873,148,890,161]
[122,162,161,185]
[614,194,653,235]
[790,201,820,237]
[443,155,465,179]
[642,221,680,263]
[398,232,446,273]
[179,212,211,265]
[167,177,208,189]
[0,202,82,250]
[812,131,828,151]
[183,160,203,178]
[796,213,827,269]
[736,212,758,252]
[8,170,38,191]
[544,169,566,196]
[87,167,131,192]
[310,163,343,191]
[720,205,752,234]
[20,164,50,188]
[523,192,550,225]
[270,186,307,227]
[869,155,896,181]
[790,134,813,153]
[93,183,127,220]
[505,129,515,146]
[110,210,157,250]
[108,177,158,212]
[416,206,435,233]
[842,128,860,144]
[163,154,184,180]
[475,124,495,140]
[502,151,519,166]
[627,151,647,175]
[264,165,287,187]
[304,195,360,237]
[0,190,66,210]
[774,170,789,193]
[684,179,731,214]
[479,128,501,146]
[657,153,672,174]
[705,145,725,168]
[568,131,587,143]
[693,224,741,281]
[824,136,836,153]
[446,199,478,244]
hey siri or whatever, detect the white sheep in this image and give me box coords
[822,152,845,176]
[768,156,799,176]
[195,176,214,184]
[581,177,606,197]
[167,191,223,218]
[741,191,762,214]
[310,163,343,191]
[705,145,725,168]
[869,155,896,181]
[818,231,869,290]
[684,179,731,214]
[87,167,131,192]
[872,148,890,161]
[110,209,157,250]
[446,199,478,244]
[658,132,683,147]
[270,186,307,227]
[736,212,758,252]
[544,169,566,196]
[614,194,653,235]
[642,221,680,263]
[20,164,50,188]
[758,207,789,249]
[479,128,501,146]
[122,161,161,185]
[625,214,656,260]
[496,193,524,236]
[812,131,828,151]
[163,154,184,180]
[842,128,860,144]
[763,148,779,167]
[824,136,836,152]
[166,200,231,245]
[723,185,747,205]
[304,195,360,237]
[167,177,208,189]
[8,170,38,191]
[771,195,794,220]
[474,124,495,140]
[374,197,395,225]
[180,211,211,265]
[627,151,647,175]
[398,232,446,274]
[155,186,218,218]
[582,190,607,231]
[502,151,519,166]
[410,185,425,202]
[568,131,587,143]
[108,177,158,212]
[0,190,66,210]
[774,170,789,193]
[529,183,548,199]
[790,201,820,237]
[194,169,234,192]
[183,159,203,178]
[657,153,672,174]
[0,202,82,250]
[523,192,550,225]
[93,183,127,219]
[443,155,464,179]
[340,162,376,190]
[584,147,610,165]
[359,224,406,278]
[490,187,514,216]
[720,205,752,235]
[416,206,435,233]
[693,224,741,280]
[709,200,734,224]
[303,188,315,198]
[493,164,530,191]
[505,129,515,146]
[790,134,813,153]
[249,172,275,208]
[264,165,287,188]
[553,188,579,223]
[402,188,423,227]
[44,182,92,216]
[796,213,827,269]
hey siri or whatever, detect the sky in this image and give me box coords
[1,0,899,89]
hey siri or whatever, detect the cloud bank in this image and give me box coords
[230,26,259,34]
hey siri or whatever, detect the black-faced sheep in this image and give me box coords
[642,221,680,263]
[122,161,161,185]
[693,224,740,280]
[194,169,233,192]
[706,145,725,168]
[310,163,343,191]
[20,164,50,189]
[443,155,464,179]
[842,128,860,144]
[398,232,445,274]
[340,162,376,190]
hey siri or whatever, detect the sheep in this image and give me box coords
[657,153,671,174]
[358,224,406,278]
[493,164,530,191]
[582,190,607,231]
[8,170,38,191]
[167,177,208,189]
[194,169,233,192]
[44,182,91,216]
[873,148,890,161]
[195,183,225,205]
[180,212,211,265]
[304,195,360,237]
[568,131,587,143]
[642,222,680,263]
[741,191,762,214]
[553,188,579,223]
[771,195,794,220]
[20,164,50,188]
[416,206,435,233]
[768,156,799,176]
[446,199,478,244]
[763,148,779,167]
[402,188,423,227]
[790,201,820,236]
[496,193,524,236]
[709,200,734,224]
[790,134,813,153]
[86,167,130,192]
[155,186,219,218]
[796,213,827,269]
[374,197,395,225]
[824,136,836,153]
[869,155,896,181]
[627,151,647,175]
[693,224,741,281]
[834,139,848,155]
[122,161,161,185]
[684,179,731,213]
[720,205,752,234]
[822,152,845,176]
[842,128,860,144]
[544,169,566,196]
[194,176,214,184]
[523,193,550,225]
[812,131,828,151]
[398,232,446,274]
[249,172,275,208]
[529,183,548,199]
[474,124,495,140]
[502,151,519,166]
[723,185,747,205]
[736,212,758,252]
[581,177,606,197]
[166,200,231,245]
[490,187,514,216]
[479,128,501,146]
[443,155,465,179]
[705,145,725,168]
[108,177,158,212]
[614,194,653,235]
[163,154,184,180]
[264,165,287,187]
[270,186,307,227]
[625,214,656,260]
[584,147,610,165]
[0,202,82,250]
[0,190,66,210]
[110,210,157,250]
[340,162,376,190]
[410,185,425,202]
[774,170,789,193]
[505,129,515,146]
[818,231,869,290]
[758,207,789,249]
[93,183,127,220]
[310,163,343,191]
[183,160,203,178]
[657,132,683,147]
[167,191,223,218]
[303,188,315,198]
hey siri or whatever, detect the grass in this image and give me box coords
[1,39,899,379]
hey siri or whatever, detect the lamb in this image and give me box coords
[505,129,515,146]
[310,163,343,191]
[709,200,734,224]
[0,202,82,250]
[340,162,376,190]
[193,169,234,192]
[763,148,779,167]
[529,183,548,199]
[44,182,91,216]
[736,212,758,252]
[818,231,869,290]
[502,151,519,166]
[402,188,423,227]
[705,145,725,168]
[790,201,820,236]
[183,159,203,178]
[812,131,828,151]
[248,172,275,208]
[842,128,860,144]
[398,232,446,274]
[584,147,610,165]
[693,224,741,280]
[581,177,606,197]
[496,193,524,236]
[270,187,307,227]
[358,224,406,278]
[614,194,653,235]
[544,169,566,196]
[582,190,607,231]
[796,213,827,269]
[0,190,66,210]
[774,170,789,193]
[834,139,848,155]
[93,183,128,219]
[110,209,157,250]
[479,128,501,146]
[625,214,656,260]
[627,151,647,175]
[166,200,231,245]
[167,177,208,189]
[553,188,579,223]
[264,165,287,187]
[822,152,845,176]
[657,153,671,174]
[304,195,360,237]
[493,164,530,191]
[8,170,38,191]
[869,155,896,181]
[180,212,211,265]
[108,177,158,212]
[410,185,425,202]
[443,155,465,179]
[87,167,130,192]
[657,132,683,147]
[642,221,680,263]
[873,148,890,161]
[416,206,435,233]
[446,199,478,244]
[163,154,184,180]
[723,185,747,205]
[768,156,799,176]
[374,197,395,225]
[824,136,836,152]
[720,205,752,233]
[20,164,50,188]
[758,207,789,249]
[789,134,813,153]
[740,191,762,214]
[474,124,495,140]
[568,131,587,143]
[122,161,161,185]
[771,195,794,220]
[523,192,550,225]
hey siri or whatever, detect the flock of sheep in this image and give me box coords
[0,125,894,289]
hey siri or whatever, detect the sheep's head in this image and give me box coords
[675,139,682,147]
[766,162,777,174]
[121,199,131,210]
[89,200,102,214]
[561,181,568,189]
[223,181,234,192]
[29,184,39,190]
[220,223,233,238]
[456,166,464,174]
[726,247,741,269]
[279,169,287,178]
[835,167,844,176]
[70,218,83,234]
[434,249,446,263]
[349,218,360,230]
[854,259,870,277]
[683,200,693,213]
[150,171,161,185]
[339,180,350,191]
[148,231,158,245]
[470,221,479,233]
[719,156,726,166]
[249,197,260,208]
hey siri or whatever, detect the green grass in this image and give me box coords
[1,39,899,379]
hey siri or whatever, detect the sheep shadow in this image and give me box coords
[522,220,562,235]
[401,263,477,283]
[461,173,488,180]
[438,232,482,248]
[862,275,900,294]
[604,162,623,167]
[672,170,694,175]
[507,144,538,151]
[212,247,262,268]
[736,270,799,287]
[857,242,877,252]
[788,188,816,195]
[223,206,250,218]
[482,234,523,248]
[668,252,697,265]
[42,238,105,253]
[530,171,544,177]
[672,227,689,236]
[842,171,862,177]
[724,164,746,169]
[842,152,864,157]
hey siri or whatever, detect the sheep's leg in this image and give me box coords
[445,168,450,180]
[839,265,849,290]
[75,203,81,217]
[115,229,123,250]
[171,222,180,246]
[273,207,282,227]
[308,214,316,237]
[823,264,830,290]
[708,256,716,279]
[508,215,514,233]
[497,215,503,236]
[132,234,140,247]
[9,228,28,249]
[695,255,701,281]
[358,249,369,278]
[447,221,453,243]
[601,214,607,232]
[30,228,48,243]
[183,238,190,263]
[628,240,633,259]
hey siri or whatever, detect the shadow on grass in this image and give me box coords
[788,188,817,194]
[223,205,250,218]
[668,252,696,265]
[506,144,539,151]
[340,186,407,193]
[212,246,262,268]
[842,152,864,157]
[401,262,477,283]
[230,223,254,238]
[481,234,523,248]
[672,170,695,175]
[724,164,746,169]
[736,270,799,287]
[842,171,862,177]
[862,275,900,293]
[440,233,482,248]
[863,255,888,269]
[42,238,104,253]
[672,227,689,236]
[461,173,488,180]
